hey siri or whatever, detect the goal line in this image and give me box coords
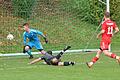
[0,49,99,57]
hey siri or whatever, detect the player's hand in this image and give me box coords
[43,37,48,44]
[96,35,100,39]
[96,35,99,39]
[45,38,48,44]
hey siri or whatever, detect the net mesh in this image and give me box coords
[1,0,118,54]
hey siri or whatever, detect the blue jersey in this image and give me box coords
[23,29,44,45]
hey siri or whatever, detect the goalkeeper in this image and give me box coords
[22,23,48,59]
[29,46,75,66]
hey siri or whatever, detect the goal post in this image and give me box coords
[98,0,111,51]
[106,0,110,13]
[99,0,110,12]
[106,0,111,51]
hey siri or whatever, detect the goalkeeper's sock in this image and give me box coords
[63,62,75,66]
[27,50,32,56]
[63,62,71,66]
[92,57,99,63]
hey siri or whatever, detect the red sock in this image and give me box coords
[92,57,99,63]
[111,53,116,59]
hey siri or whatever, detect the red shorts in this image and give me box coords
[100,40,111,50]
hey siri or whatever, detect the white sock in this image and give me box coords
[116,56,119,60]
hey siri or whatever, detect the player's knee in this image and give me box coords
[25,46,30,51]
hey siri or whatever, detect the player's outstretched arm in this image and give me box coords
[37,30,48,43]
[37,30,46,38]
[29,58,42,64]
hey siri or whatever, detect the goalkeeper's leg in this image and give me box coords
[23,45,33,59]
[51,59,75,66]
[55,52,63,59]
[58,62,75,66]
[56,46,71,59]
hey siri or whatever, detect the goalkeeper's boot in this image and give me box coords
[29,55,33,59]
[70,62,75,66]
[86,62,93,68]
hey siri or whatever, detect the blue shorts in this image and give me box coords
[26,41,43,50]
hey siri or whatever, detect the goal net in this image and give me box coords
[0,0,114,55]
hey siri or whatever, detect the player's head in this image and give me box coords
[104,12,110,19]
[23,23,29,31]
[47,50,53,55]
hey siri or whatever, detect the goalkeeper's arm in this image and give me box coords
[37,30,48,43]
[43,37,48,44]
[29,58,42,64]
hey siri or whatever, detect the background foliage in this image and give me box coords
[1,0,120,24]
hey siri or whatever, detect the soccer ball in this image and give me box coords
[7,34,14,40]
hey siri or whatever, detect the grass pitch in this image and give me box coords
[0,53,120,80]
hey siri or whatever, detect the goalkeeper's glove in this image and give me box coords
[44,37,48,44]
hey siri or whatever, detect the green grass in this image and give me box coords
[0,53,120,80]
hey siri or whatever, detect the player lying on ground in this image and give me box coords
[86,12,120,68]
[22,23,48,59]
[29,46,75,66]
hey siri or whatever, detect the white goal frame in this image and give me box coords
[0,0,110,57]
